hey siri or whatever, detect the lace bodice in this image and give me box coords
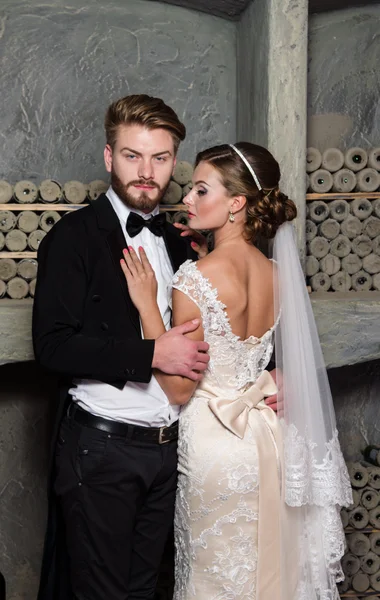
[172,260,278,395]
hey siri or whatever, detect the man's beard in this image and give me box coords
[111,169,169,212]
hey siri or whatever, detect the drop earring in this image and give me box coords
[229,211,235,223]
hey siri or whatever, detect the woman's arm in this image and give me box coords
[152,288,204,405]
[121,247,206,404]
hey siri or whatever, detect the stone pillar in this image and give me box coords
[237,0,308,260]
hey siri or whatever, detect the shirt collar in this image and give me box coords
[106,186,160,225]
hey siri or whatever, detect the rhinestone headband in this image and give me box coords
[229,144,262,191]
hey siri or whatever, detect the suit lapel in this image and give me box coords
[106,227,141,334]
[92,194,141,335]
[91,196,196,334]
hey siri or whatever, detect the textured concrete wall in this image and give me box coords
[310,292,380,369]
[0,0,236,183]
[237,0,269,147]
[329,359,380,463]
[0,362,56,600]
[308,5,380,151]
[237,0,308,257]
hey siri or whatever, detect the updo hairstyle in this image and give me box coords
[195,142,297,242]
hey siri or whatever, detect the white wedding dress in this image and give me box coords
[172,260,282,600]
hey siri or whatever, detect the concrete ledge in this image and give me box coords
[311,292,380,369]
[0,295,380,369]
[0,299,33,366]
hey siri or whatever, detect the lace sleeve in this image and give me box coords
[171,260,227,336]
[172,260,202,303]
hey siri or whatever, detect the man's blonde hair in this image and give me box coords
[105,94,186,152]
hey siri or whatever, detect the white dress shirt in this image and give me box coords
[69,187,180,426]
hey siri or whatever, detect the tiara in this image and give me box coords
[229,144,262,191]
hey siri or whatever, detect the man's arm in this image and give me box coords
[33,221,209,386]
[32,222,154,385]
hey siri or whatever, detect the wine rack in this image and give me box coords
[339,461,380,599]
[305,192,380,292]
[0,203,187,260]
[0,163,194,299]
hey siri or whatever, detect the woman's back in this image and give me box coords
[196,243,276,341]
[172,245,278,394]
[172,245,281,600]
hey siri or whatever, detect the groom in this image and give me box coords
[33,94,210,600]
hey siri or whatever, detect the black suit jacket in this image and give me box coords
[33,193,196,600]
[33,193,196,387]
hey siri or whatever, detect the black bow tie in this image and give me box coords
[126,211,166,238]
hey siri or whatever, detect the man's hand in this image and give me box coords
[265,368,283,414]
[152,319,210,381]
[173,222,208,258]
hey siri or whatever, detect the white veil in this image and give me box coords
[273,222,353,599]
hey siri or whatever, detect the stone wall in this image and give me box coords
[329,359,380,463]
[0,363,56,600]
[308,5,380,151]
[237,0,308,256]
[0,0,236,184]
[237,0,270,147]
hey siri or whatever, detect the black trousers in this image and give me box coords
[54,413,178,600]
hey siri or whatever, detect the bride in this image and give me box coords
[120,141,352,599]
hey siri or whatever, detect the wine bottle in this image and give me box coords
[362,445,380,466]
[14,180,38,203]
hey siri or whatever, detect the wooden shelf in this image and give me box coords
[343,527,380,534]
[159,204,185,211]
[0,203,186,211]
[306,192,380,201]
[0,252,37,259]
[340,593,380,597]
[0,203,87,211]
[0,204,186,260]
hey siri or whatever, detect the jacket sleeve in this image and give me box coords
[32,220,154,387]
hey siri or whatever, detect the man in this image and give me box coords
[33,94,209,600]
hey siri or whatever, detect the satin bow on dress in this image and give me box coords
[207,370,288,598]
[208,370,278,439]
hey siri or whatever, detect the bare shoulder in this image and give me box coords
[194,251,241,306]
[197,245,272,278]
[196,245,275,300]
[194,252,231,285]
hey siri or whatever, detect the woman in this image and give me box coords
[121,142,352,599]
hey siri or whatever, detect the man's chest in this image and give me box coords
[83,231,173,327]
[122,225,174,287]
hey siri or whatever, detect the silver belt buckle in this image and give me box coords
[159,425,170,444]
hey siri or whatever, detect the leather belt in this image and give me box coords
[67,402,178,444]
